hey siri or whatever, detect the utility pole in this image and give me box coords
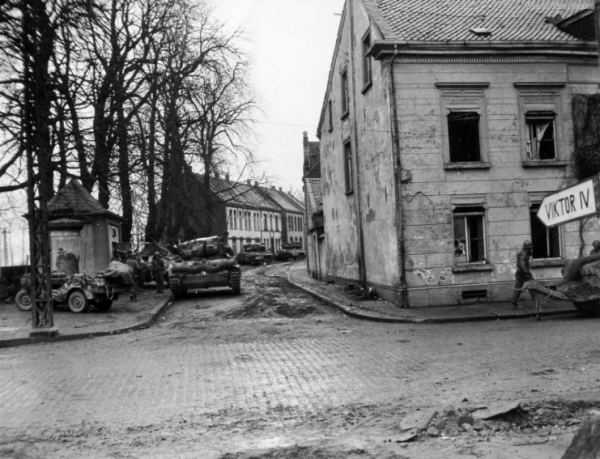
[22,1,55,334]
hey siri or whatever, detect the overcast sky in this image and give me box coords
[212,0,345,193]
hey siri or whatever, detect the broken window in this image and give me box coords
[448,111,481,162]
[341,68,349,117]
[453,207,486,263]
[530,204,561,258]
[344,140,354,194]
[526,112,556,160]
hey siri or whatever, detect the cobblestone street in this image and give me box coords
[1,265,600,458]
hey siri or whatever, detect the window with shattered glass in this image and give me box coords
[526,112,556,160]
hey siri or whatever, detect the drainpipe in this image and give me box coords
[386,46,410,309]
[596,0,600,53]
[348,0,367,284]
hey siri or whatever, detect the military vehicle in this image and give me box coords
[167,236,241,299]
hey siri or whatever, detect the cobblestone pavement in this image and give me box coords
[1,265,600,457]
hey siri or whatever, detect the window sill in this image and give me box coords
[361,81,372,94]
[444,162,491,170]
[522,160,567,168]
[345,189,354,196]
[452,264,494,273]
[341,111,349,120]
[531,258,565,268]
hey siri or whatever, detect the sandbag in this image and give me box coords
[562,254,600,281]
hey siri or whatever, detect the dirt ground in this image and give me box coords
[1,263,597,459]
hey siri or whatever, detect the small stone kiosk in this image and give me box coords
[47,180,123,276]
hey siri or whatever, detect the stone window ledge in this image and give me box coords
[531,258,565,268]
[452,264,494,273]
[444,162,491,170]
[522,160,568,168]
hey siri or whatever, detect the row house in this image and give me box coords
[315,0,600,307]
[207,174,306,254]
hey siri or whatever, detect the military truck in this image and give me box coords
[167,236,241,299]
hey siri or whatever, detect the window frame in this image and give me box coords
[327,100,333,132]
[340,66,350,119]
[343,138,354,195]
[452,206,488,266]
[515,82,567,168]
[436,83,490,170]
[361,29,372,93]
[529,202,562,260]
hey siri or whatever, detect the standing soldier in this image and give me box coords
[125,252,141,301]
[511,240,534,309]
[152,251,165,294]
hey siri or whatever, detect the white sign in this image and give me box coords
[537,179,596,227]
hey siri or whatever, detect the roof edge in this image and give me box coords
[371,40,598,59]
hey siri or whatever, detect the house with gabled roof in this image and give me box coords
[302,131,326,279]
[46,179,123,275]
[317,0,600,307]
[197,174,305,255]
[257,185,306,250]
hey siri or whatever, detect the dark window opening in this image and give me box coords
[448,111,481,162]
[327,100,333,132]
[526,112,556,160]
[530,204,561,258]
[344,141,354,194]
[362,31,372,89]
[341,69,349,116]
[453,206,486,263]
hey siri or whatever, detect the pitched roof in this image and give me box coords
[207,176,282,212]
[261,187,305,214]
[47,179,120,219]
[363,0,594,42]
[304,178,323,221]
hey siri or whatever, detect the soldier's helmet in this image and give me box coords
[523,240,533,249]
[593,240,600,248]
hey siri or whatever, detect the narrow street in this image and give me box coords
[1,263,600,458]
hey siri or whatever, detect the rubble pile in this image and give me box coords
[400,400,599,443]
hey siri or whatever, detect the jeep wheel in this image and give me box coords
[15,290,32,311]
[68,290,89,313]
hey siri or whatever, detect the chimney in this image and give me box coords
[279,187,282,192]
[247,179,251,186]
[271,186,276,190]
[303,131,310,171]
[214,171,219,180]
[225,173,230,182]
[254,181,258,187]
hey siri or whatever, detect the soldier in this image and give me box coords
[152,251,165,294]
[510,240,534,309]
[590,240,600,256]
[125,252,141,301]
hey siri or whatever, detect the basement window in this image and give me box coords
[453,206,487,264]
[462,289,488,300]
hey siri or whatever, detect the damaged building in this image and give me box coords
[314,0,600,307]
